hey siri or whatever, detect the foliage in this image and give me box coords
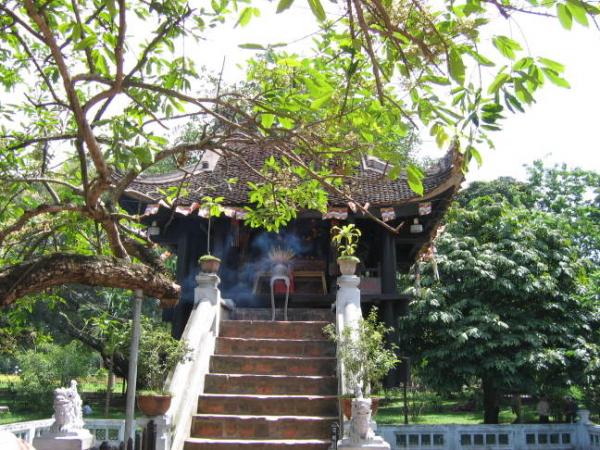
[399,167,599,423]
[0,0,598,303]
[324,308,398,396]
[198,254,221,262]
[14,341,101,408]
[201,196,224,256]
[331,224,362,259]
[134,320,190,395]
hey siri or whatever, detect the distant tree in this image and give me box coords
[15,340,101,409]
[399,167,599,423]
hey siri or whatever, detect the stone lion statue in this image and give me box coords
[49,380,84,434]
[349,397,375,443]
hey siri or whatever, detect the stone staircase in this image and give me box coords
[184,308,338,450]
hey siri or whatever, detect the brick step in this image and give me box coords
[220,321,329,340]
[233,308,334,322]
[204,374,337,396]
[216,337,335,357]
[197,394,338,416]
[210,355,336,376]
[190,414,335,440]
[184,438,331,450]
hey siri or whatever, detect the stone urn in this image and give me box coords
[337,256,359,276]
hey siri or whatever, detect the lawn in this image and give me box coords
[0,375,127,424]
[375,396,539,425]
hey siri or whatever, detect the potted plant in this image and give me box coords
[324,308,399,418]
[331,224,361,275]
[136,322,190,416]
[198,196,224,273]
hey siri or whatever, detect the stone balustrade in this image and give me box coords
[379,415,596,450]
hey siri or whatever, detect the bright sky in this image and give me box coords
[186,3,600,182]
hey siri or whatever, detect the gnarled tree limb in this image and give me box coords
[0,253,179,307]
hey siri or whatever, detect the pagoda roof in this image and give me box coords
[121,142,464,209]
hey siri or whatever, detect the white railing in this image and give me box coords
[0,418,129,445]
[379,421,596,450]
[589,424,600,448]
[0,418,53,442]
[86,418,127,446]
[164,272,231,450]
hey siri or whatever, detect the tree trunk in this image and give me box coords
[482,377,501,424]
[105,355,114,416]
[0,253,179,306]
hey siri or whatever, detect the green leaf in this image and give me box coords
[407,164,424,196]
[311,92,333,110]
[306,0,326,21]
[276,0,295,13]
[260,113,275,129]
[467,145,483,167]
[537,57,565,73]
[566,0,588,26]
[557,4,573,29]
[488,72,510,94]
[463,47,495,67]
[448,47,466,85]
[236,7,255,27]
[422,75,451,85]
[492,36,522,60]
[238,43,265,50]
[74,35,98,51]
[542,68,571,88]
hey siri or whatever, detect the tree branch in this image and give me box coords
[0,253,179,307]
[0,204,84,247]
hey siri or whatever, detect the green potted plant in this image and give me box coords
[324,308,399,418]
[331,223,361,275]
[198,196,224,273]
[136,322,190,416]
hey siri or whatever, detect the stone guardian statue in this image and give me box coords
[33,380,94,450]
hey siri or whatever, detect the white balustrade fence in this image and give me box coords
[379,421,596,450]
[589,424,600,448]
[0,418,53,443]
[0,418,129,445]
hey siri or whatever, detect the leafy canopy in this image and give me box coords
[0,0,598,303]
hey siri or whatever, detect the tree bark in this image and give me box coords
[0,253,179,306]
[482,376,501,424]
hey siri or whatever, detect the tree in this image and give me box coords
[15,340,101,409]
[399,169,599,423]
[1,0,598,304]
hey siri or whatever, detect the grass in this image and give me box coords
[375,395,539,425]
[0,375,127,424]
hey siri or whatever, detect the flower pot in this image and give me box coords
[199,258,221,273]
[337,257,358,276]
[340,397,380,419]
[137,394,171,416]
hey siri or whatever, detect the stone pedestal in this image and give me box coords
[33,431,93,450]
[337,436,391,450]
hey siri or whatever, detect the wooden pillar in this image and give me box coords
[381,230,401,388]
[172,227,197,339]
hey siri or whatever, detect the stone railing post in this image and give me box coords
[336,274,362,396]
[576,409,591,449]
[195,273,222,335]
